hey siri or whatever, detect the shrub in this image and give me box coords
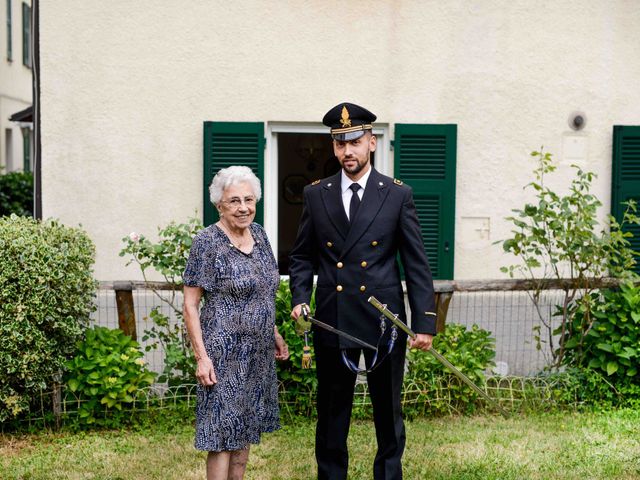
[0,171,33,217]
[142,307,194,385]
[0,215,97,421]
[561,281,640,406]
[499,149,639,369]
[64,326,156,427]
[275,280,317,416]
[119,217,203,384]
[404,323,496,416]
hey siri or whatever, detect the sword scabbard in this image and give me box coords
[367,296,510,419]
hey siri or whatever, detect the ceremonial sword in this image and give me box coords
[300,304,377,351]
[367,296,510,418]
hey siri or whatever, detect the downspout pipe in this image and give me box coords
[32,0,41,219]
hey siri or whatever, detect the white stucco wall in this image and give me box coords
[40,0,640,280]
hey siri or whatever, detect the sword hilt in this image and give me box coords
[295,303,312,336]
[299,304,313,369]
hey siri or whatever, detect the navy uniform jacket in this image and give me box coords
[289,168,437,348]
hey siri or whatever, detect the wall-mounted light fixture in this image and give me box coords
[568,111,587,131]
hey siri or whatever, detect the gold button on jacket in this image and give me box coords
[360,261,367,268]
[337,262,344,268]
[336,285,343,292]
[359,285,366,292]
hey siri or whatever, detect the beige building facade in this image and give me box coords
[39,1,640,281]
[0,0,32,173]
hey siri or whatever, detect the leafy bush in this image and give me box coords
[561,281,640,406]
[275,280,317,416]
[142,307,194,385]
[0,171,33,217]
[499,149,639,369]
[120,216,203,282]
[534,367,623,410]
[405,323,496,415]
[120,217,203,384]
[0,215,97,422]
[64,326,156,427]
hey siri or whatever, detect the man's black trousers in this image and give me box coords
[314,343,407,480]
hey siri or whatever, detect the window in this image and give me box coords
[22,2,30,68]
[6,0,12,61]
[22,128,30,172]
[5,129,14,172]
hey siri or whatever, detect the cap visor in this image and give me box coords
[331,130,367,141]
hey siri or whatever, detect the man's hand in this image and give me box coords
[290,303,305,320]
[408,333,433,352]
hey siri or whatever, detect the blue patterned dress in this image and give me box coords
[183,222,281,451]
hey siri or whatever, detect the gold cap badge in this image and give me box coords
[340,106,352,128]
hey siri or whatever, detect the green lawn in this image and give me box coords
[2,410,640,479]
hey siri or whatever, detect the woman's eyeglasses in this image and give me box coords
[222,196,256,209]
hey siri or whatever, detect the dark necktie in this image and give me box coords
[349,183,361,223]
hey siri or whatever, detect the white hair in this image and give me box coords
[209,166,262,205]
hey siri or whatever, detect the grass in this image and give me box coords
[1,409,640,479]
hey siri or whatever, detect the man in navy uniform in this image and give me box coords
[289,102,438,480]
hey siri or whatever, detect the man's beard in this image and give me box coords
[342,156,369,175]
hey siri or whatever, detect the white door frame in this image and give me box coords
[264,122,390,259]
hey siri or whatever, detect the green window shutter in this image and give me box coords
[6,0,12,61]
[611,125,640,273]
[394,124,457,280]
[22,2,30,67]
[22,129,30,172]
[203,122,265,226]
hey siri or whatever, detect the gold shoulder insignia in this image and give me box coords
[311,179,321,186]
[393,178,403,185]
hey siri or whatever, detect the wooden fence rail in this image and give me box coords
[102,277,624,339]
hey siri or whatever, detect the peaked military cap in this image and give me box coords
[322,102,377,141]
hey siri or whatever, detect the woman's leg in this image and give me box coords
[228,447,250,480]
[207,451,231,480]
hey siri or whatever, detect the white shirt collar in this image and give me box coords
[341,166,372,193]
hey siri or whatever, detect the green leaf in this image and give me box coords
[596,343,613,353]
[563,336,579,349]
[606,361,619,376]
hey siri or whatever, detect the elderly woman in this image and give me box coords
[183,165,289,480]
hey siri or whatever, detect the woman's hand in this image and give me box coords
[274,329,289,361]
[196,357,217,386]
